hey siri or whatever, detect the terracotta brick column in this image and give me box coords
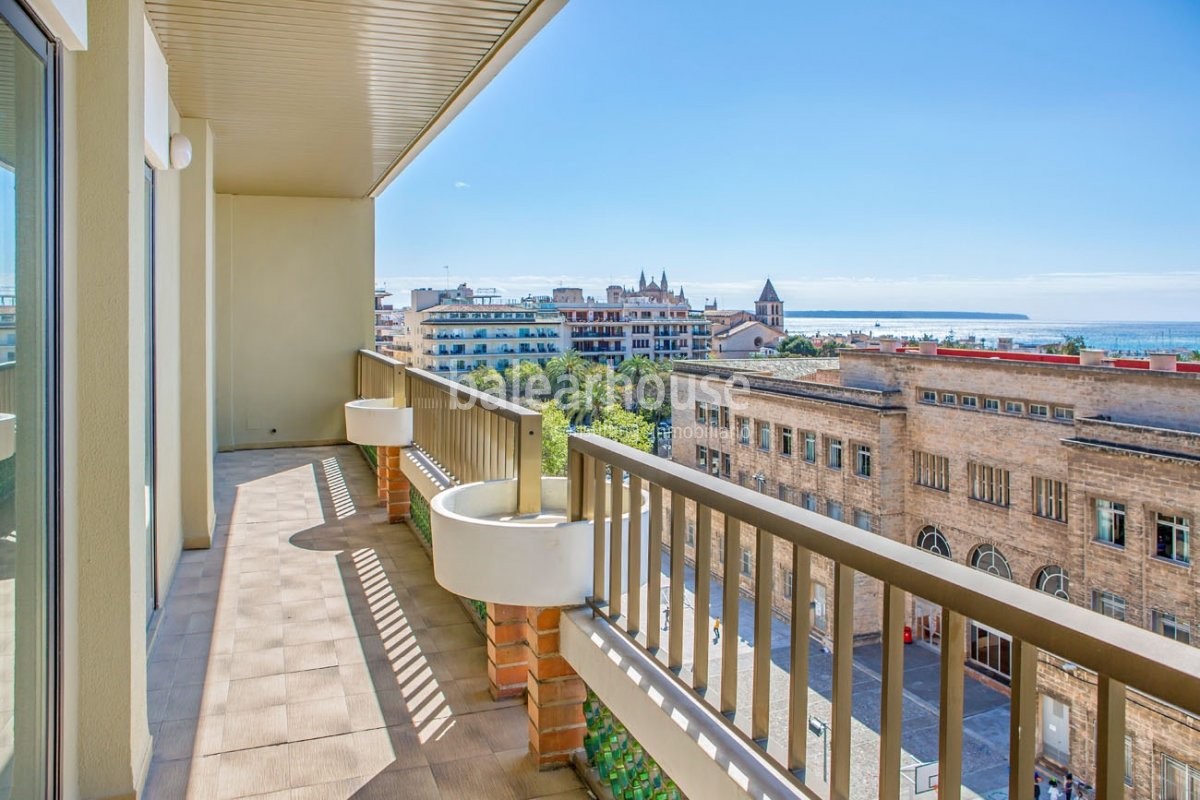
[377,445,410,523]
[526,607,586,769]
[487,603,529,700]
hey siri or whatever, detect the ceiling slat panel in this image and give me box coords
[145,0,535,196]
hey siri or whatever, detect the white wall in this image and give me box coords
[216,194,374,449]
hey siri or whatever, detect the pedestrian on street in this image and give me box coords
[1047,778,1062,800]
[1034,772,1042,799]
[1064,773,1074,799]
[662,606,670,631]
[712,618,721,645]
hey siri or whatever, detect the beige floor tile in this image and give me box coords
[287,733,361,788]
[357,766,441,800]
[283,620,333,648]
[230,647,285,680]
[222,705,288,752]
[414,715,493,766]
[286,695,352,742]
[217,743,290,800]
[227,674,287,713]
[430,754,520,800]
[494,748,585,800]
[287,776,372,800]
[284,641,338,673]
[284,666,344,703]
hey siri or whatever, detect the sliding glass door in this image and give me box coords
[0,0,57,796]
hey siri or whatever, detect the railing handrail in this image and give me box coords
[358,347,401,367]
[567,432,1200,717]
[406,366,541,425]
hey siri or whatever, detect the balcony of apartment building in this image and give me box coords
[336,352,1200,800]
[8,0,1199,798]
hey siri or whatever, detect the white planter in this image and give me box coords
[430,476,650,607]
[0,414,12,461]
[344,399,412,447]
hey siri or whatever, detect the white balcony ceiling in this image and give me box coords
[145,0,563,198]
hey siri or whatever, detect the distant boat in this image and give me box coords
[874,321,881,328]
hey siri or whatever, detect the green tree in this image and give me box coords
[506,360,548,400]
[778,334,817,357]
[462,364,503,394]
[545,350,588,392]
[540,402,570,477]
[589,405,653,454]
[818,340,842,357]
[1046,335,1086,356]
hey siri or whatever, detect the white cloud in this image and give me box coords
[453,181,470,189]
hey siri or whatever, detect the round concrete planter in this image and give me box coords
[0,414,12,461]
[430,476,650,607]
[344,399,412,447]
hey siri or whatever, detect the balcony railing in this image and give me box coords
[406,367,542,514]
[564,433,1200,800]
[356,349,404,403]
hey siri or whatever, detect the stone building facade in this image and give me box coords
[669,347,1200,798]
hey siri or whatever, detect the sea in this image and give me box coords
[782,317,1200,355]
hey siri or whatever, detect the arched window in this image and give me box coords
[970,544,1012,581]
[1034,565,1070,600]
[916,525,951,558]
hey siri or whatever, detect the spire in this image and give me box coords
[757,278,780,304]
[660,270,668,291]
[639,270,646,290]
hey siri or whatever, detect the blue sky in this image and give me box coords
[375,0,1200,321]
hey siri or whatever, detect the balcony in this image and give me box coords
[344,351,1200,800]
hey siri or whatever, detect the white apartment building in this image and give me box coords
[407,304,565,376]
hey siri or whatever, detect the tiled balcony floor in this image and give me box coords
[144,445,587,800]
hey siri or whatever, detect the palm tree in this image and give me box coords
[545,350,587,391]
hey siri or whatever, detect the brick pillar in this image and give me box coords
[487,603,529,700]
[377,446,410,523]
[526,607,586,769]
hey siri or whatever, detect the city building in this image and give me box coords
[549,274,712,365]
[671,344,1200,796]
[373,287,400,353]
[405,302,565,376]
[704,279,787,358]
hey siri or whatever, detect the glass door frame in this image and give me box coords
[0,0,60,796]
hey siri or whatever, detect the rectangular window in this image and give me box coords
[709,449,721,476]
[1004,400,1024,415]
[1054,406,1074,422]
[783,570,794,600]
[1092,590,1126,621]
[741,548,752,577]
[960,395,978,409]
[827,438,843,469]
[812,584,828,632]
[758,421,771,451]
[984,398,1000,412]
[1156,513,1191,564]
[720,406,730,428]
[1152,610,1193,645]
[855,445,872,477]
[803,432,817,463]
[737,416,750,445]
[696,446,707,470]
[913,451,950,491]
[968,462,1010,506]
[1029,403,1049,418]
[1162,755,1200,800]
[778,484,790,502]
[1125,736,1133,786]
[854,510,873,532]
[920,389,937,404]
[802,493,818,512]
[1032,477,1068,522]
[1096,499,1126,546]
[708,403,719,428]
[695,402,706,424]
[780,427,793,457]
[827,500,844,522]
[721,453,731,477]
[941,392,956,404]
[686,523,695,547]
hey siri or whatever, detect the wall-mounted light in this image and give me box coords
[169,133,192,170]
